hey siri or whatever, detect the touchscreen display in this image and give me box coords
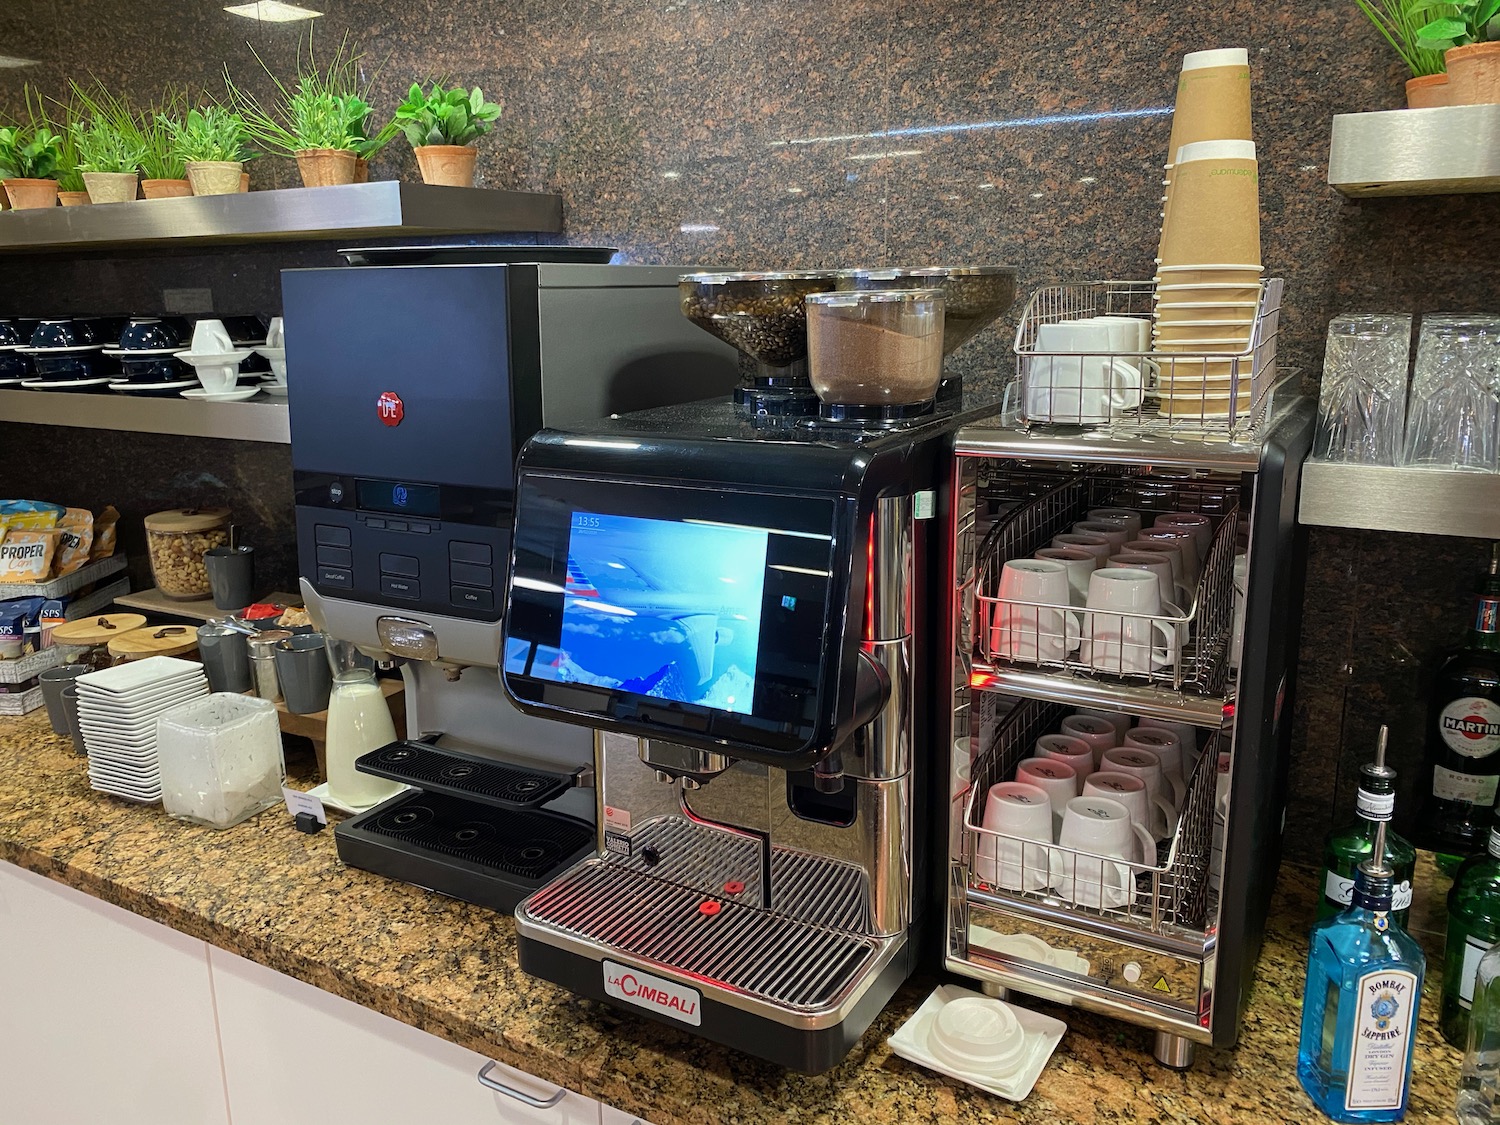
[519,511,769,715]
[355,478,442,517]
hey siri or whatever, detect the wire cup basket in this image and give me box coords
[963,698,1219,935]
[1009,278,1283,436]
[969,472,1240,695]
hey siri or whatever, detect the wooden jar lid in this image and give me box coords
[107,625,198,660]
[143,507,230,533]
[50,613,148,647]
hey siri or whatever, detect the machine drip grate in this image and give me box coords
[521,857,882,1014]
[356,741,574,809]
[362,791,593,880]
[615,816,873,933]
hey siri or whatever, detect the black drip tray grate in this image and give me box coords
[360,791,593,880]
[356,741,574,810]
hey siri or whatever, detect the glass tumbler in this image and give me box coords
[1404,315,1500,472]
[1314,313,1412,464]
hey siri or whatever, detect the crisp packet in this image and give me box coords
[0,530,61,583]
[0,596,43,657]
[0,500,64,535]
[53,509,94,577]
[90,506,120,561]
[39,599,67,649]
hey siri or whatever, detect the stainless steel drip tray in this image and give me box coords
[516,855,902,1030]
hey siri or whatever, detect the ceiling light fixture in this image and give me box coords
[223,1,324,23]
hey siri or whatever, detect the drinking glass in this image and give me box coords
[1403,315,1500,472]
[1314,313,1412,465]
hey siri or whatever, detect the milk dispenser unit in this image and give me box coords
[282,249,736,910]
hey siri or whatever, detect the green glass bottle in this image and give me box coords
[1320,730,1417,931]
[1443,825,1500,1048]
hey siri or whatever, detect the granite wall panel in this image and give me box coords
[1,0,1498,850]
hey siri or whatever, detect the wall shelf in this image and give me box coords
[0,388,289,444]
[1299,460,1500,539]
[0,182,563,252]
[1329,103,1500,197]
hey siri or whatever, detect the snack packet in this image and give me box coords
[39,599,67,649]
[0,500,64,536]
[53,508,94,577]
[0,530,61,583]
[90,506,120,561]
[0,596,43,657]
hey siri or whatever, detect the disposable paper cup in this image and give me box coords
[1184,48,1251,70]
[1165,56,1253,165]
[1160,393,1245,418]
[1158,155,1261,267]
[1177,138,1257,164]
[1156,285,1264,306]
[1153,302,1258,324]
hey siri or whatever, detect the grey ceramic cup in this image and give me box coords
[204,546,257,611]
[61,683,85,754]
[39,665,90,735]
[197,623,253,693]
[274,632,332,714]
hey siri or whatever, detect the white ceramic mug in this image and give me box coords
[992,559,1081,665]
[1153,512,1215,560]
[192,360,240,394]
[1123,727,1187,807]
[1088,315,1151,354]
[190,318,233,355]
[1053,796,1155,910]
[1136,716,1202,775]
[1229,551,1248,670]
[1080,568,1180,674]
[1017,756,1081,830]
[1024,321,1145,423]
[1109,551,1192,611]
[1136,526,1201,588]
[1073,707,1133,744]
[978,781,1055,892]
[1073,520,1129,554]
[1085,508,1144,539]
[1036,733,1095,784]
[1059,713,1120,767]
[1034,546,1098,606]
[1101,747,1175,838]
[1051,532,1113,562]
[1122,538,1190,598]
[1083,772,1176,848]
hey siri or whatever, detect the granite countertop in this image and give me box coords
[0,712,1465,1124]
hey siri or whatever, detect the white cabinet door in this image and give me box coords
[0,861,229,1125]
[210,946,600,1125]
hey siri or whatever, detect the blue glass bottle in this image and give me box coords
[1298,729,1426,1123]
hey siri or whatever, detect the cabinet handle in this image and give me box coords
[476,1061,568,1108]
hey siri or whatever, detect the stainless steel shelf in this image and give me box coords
[967,665,1231,728]
[0,181,563,252]
[1299,460,1500,538]
[0,388,289,443]
[1329,103,1500,197]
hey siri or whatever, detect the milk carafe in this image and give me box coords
[324,638,403,808]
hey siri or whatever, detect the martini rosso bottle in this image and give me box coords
[1416,545,1500,859]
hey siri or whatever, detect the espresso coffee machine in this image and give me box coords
[281,250,736,910]
[499,386,999,1073]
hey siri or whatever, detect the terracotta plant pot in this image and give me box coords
[57,191,92,207]
[241,172,250,192]
[1446,42,1500,104]
[354,157,369,183]
[141,178,192,199]
[295,148,357,187]
[82,171,139,204]
[413,145,477,187]
[186,161,244,196]
[3,179,59,209]
[1406,72,1454,108]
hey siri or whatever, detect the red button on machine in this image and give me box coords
[723,881,745,896]
[698,901,721,917]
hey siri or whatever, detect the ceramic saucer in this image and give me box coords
[178,348,252,366]
[22,344,105,354]
[260,382,289,397]
[305,780,413,816]
[0,377,26,387]
[102,346,184,358]
[181,386,261,402]
[21,377,114,391]
[109,379,199,396]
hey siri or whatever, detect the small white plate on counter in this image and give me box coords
[305,781,414,816]
[22,344,106,354]
[887,984,1066,1102]
[181,386,261,402]
[259,382,288,397]
[101,347,185,357]
[109,379,200,395]
[21,378,114,391]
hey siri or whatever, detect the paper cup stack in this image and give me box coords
[1154,48,1262,418]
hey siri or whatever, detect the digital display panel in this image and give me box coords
[355,478,442,517]
[507,511,769,715]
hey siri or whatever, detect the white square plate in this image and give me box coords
[78,679,207,713]
[887,985,1066,1102]
[77,657,205,693]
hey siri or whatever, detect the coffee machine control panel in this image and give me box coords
[294,471,510,622]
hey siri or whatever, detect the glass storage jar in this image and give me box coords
[144,507,231,600]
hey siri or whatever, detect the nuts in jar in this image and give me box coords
[143,507,231,600]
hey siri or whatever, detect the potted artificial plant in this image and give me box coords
[163,105,252,196]
[69,81,148,203]
[395,82,501,187]
[0,124,62,209]
[137,88,190,198]
[1417,0,1500,103]
[1354,0,1459,106]
[54,113,89,206]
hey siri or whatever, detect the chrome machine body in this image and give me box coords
[943,397,1314,1067]
[500,391,998,1072]
[282,249,736,910]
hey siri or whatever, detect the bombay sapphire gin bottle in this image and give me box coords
[1298,728,1426,1122]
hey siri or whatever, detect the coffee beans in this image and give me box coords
[679,273,837,368]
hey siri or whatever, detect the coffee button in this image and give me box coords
[318,567,352,589]
[450,585,494,612]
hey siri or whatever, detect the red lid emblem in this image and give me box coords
[377,391,404,427]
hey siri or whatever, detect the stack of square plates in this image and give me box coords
[77,656,210,804]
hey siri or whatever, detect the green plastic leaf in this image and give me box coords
[1479,0,1500,29]
[1417,14,1470,42]
[470,87,483,113]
